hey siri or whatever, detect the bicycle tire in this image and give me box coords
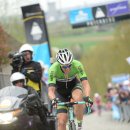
[69,121,76,130]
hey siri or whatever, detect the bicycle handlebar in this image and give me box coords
[57,101,86,106]
[56,101,92,114]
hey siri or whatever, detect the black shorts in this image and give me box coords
[55,78,82,113]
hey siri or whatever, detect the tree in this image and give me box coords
[0,24,11,71]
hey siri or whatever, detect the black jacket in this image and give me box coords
[20,61,42,83]
[12,61,42,92]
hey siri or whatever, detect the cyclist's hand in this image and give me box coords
[51,98,59,107]
[83,96,93,106]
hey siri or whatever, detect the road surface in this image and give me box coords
[82,111,130,130]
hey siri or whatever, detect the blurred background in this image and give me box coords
[0,0,130,129]
[0,0,130,96]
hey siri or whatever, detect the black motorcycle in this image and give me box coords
[0,86,56,130]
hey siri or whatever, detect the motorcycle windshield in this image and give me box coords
[0,86,28,97]
[0,86,28,112]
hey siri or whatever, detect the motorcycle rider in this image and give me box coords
[10,71,38,95]
[10,72,49,125]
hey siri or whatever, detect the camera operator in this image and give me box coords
[11,43,42,97]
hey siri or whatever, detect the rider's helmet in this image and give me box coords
[94,93,99,98]
[10,72,26,86]
[19,43,33,54]
[56,48,73,65]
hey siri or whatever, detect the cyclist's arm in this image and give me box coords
[81,79,91,97]
[75,60,91,97]
[48,65,57,100]
[48,85,56,100]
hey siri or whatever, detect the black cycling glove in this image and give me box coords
[51,98,59,106]
[83,96,93,105]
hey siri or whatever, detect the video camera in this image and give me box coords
[8,52,25,68]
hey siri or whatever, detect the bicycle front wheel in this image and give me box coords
[69,121,76,130]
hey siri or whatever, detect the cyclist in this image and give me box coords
[48,48,93,130]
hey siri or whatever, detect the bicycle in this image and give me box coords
[53,101,92,130]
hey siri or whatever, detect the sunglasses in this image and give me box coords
[13,79,24,84]
[61,64,72,69]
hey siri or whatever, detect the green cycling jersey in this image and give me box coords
[48,59,87,85]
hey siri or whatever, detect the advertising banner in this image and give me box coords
[111,74,130,83]
[32,43,51,83]
[21,4,48,44]
[92,5,107,20]
[107,1,129,17]
[69,8,93,24]
[21,4,51,84]
[69,1,130,28]
[69,8,94,28]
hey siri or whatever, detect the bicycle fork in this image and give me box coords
[68,107,76,130]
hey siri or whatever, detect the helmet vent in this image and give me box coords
[56,48,73,65]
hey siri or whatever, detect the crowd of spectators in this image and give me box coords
[105,80,130,122]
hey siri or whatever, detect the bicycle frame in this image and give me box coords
[57,101,91,130]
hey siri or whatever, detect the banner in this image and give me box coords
[69,8,93,24]
[21,4,51,84]
[32,43,51,84]
[107,1,129,17]
[111,74,130,83]
[92,5,107,19]
[69,1,130,28]
[21,4,48,44]
[69,8,93,28]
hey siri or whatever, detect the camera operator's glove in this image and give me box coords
[83,96,93,106]
[51,98,59,106]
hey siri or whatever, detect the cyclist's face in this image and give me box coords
[61,64,71,74]
[23,51,32,62]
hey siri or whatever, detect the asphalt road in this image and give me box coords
[82,111,130,130]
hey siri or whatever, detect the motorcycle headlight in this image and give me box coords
[0,99,23,124]
[0,99,12,109]
[0,112,17,124]
[0,109,23,124]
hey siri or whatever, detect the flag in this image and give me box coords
[21,3,51,84]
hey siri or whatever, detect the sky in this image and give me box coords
[0,0,126,16]
[40,0,125,11]
[45,0,125,9]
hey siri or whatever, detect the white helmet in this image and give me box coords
[56,48,73,65]
[94,93,99,98]
[19,43,33,53]
[10,72,25,85]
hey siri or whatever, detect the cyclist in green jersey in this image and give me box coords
[48,48,93,130]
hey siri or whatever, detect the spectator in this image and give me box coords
[93,93,102,116]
